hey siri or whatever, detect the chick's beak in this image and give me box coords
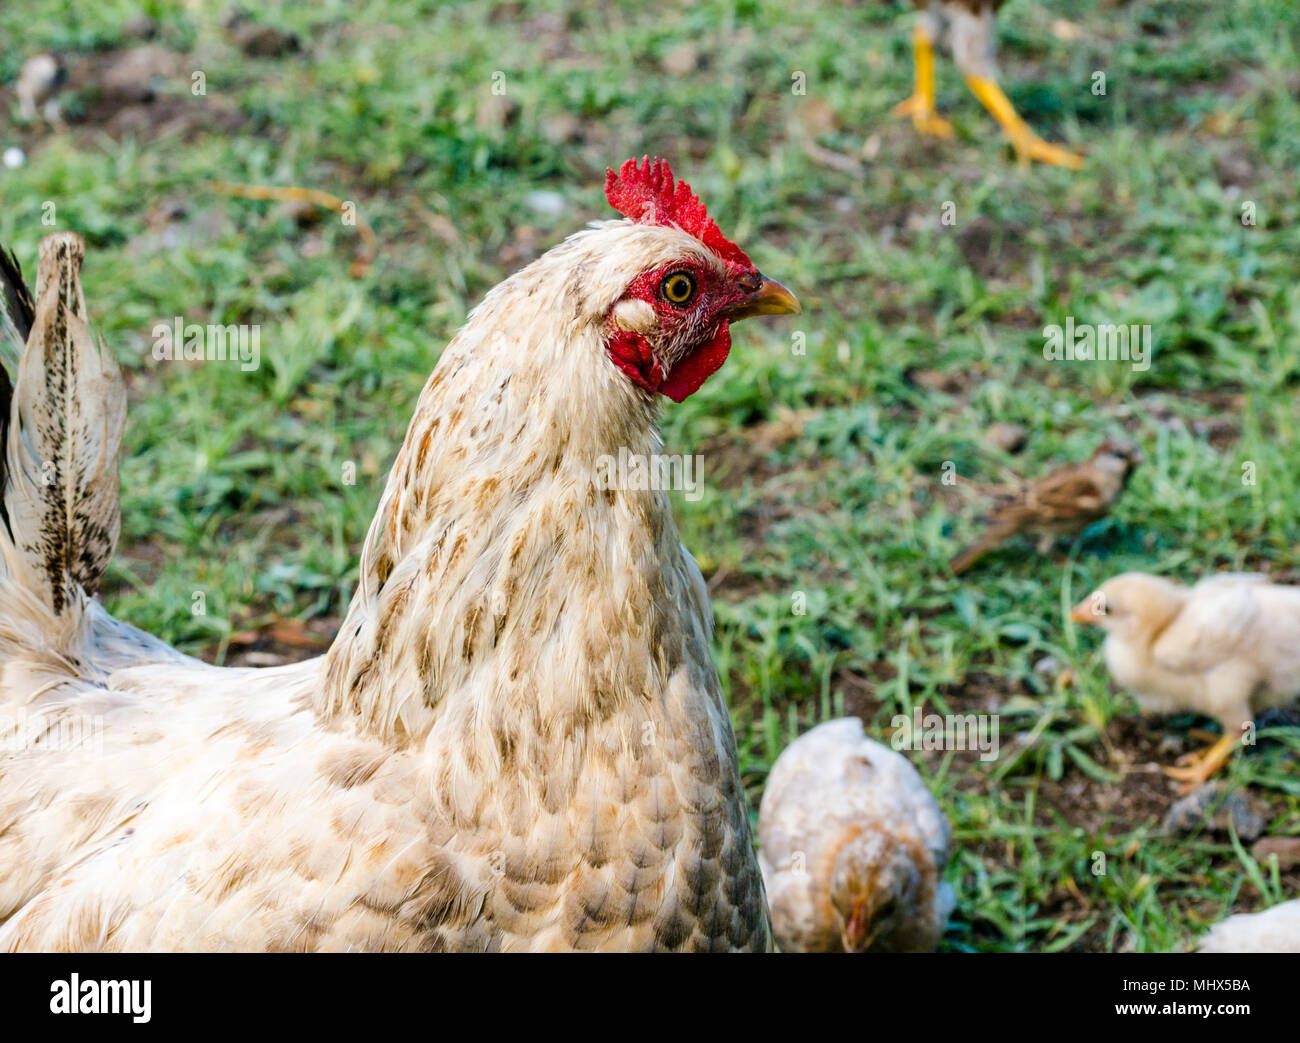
[841,896,875,953]
[1069,599,1098,625]
[727,275,801,320]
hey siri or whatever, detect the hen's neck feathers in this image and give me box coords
[320,222,719,748]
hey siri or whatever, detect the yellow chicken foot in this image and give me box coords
[892,27,954,138]
[1163,732,1241,794]
[964,75,1083,170]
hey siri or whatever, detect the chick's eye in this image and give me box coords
[661,271,696,306]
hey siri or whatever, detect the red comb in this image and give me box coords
[604,156,752,270]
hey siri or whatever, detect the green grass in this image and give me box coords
[2,0,1299,951]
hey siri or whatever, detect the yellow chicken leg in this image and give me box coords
[892,27,954,138]
[964,75,1083,170]
[1163,732,1241,793]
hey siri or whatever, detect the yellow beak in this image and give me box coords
[727,276,801,320]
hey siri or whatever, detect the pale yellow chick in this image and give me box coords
[1071,573,1300,791]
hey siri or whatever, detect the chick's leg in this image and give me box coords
[1163,732,1241,793]
[947,3,1082,170]
[892,23,954,138]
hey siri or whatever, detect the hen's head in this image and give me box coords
[597,156,799,403]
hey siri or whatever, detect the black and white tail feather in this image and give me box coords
[0,232,125,621]
[0,247,32,544]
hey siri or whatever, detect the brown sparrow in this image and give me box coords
[950,437,1141,575]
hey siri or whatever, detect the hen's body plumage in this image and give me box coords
[0,165,797,951]
[757,718,953,952]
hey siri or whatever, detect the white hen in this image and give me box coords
[0,158,801,952]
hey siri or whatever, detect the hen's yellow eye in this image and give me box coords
[661,271,696,306]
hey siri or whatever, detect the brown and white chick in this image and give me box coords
[1071,573,1300,792]
[1198,900,1300,953]
[888,1,1083,168]
[758,718,954,952]
[951,437,1140,575]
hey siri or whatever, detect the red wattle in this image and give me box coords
[658,323,731,403]
[607,330,662,392]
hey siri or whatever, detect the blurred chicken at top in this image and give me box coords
[888,1,1083,169]
[14,53,67,127]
